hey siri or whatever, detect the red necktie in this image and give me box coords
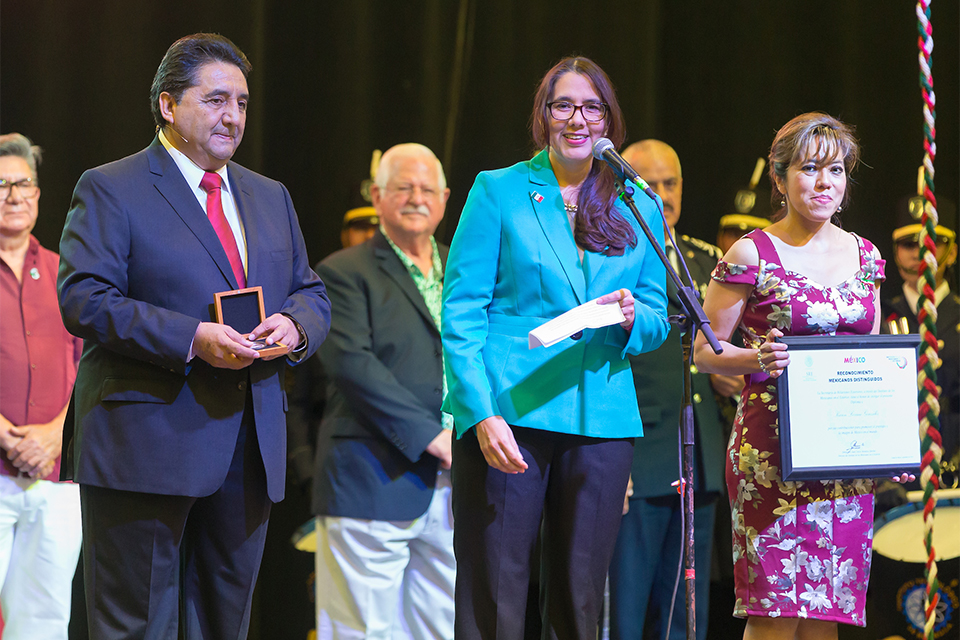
[200,171,246,288]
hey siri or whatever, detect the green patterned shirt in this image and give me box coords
[381,227,453,431]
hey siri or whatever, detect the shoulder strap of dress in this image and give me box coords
[850,232,870,268]
[745,228,779,263]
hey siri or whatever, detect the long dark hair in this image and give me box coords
[531,57,636,256]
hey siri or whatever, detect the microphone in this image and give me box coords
[592,138,654,196]
[156,123,190,144]
[169,125,190,144]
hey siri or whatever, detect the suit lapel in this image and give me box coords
[675,237,692,290]
[668,239,683,307]
[583,250,607,292]
[373,232,440,335]
[147,139,240,289]
[228,166,257,286]
[665,269,680,314]
[528,150,585,304]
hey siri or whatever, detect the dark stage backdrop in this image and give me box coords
[2,1,957,280]
[2,0,958,635]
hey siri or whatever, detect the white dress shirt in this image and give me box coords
[158,129,248,272]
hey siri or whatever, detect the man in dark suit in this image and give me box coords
[57,33,330,639]
[608,140,741,640]
[310,143,454,639]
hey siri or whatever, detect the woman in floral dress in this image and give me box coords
[694,113,907,640]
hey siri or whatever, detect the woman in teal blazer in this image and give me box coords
[442,57,670,639]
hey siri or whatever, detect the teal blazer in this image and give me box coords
[442,149,670,439]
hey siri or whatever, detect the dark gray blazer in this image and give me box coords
[312,229,448,520]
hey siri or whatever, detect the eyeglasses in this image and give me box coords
[547,101,608,123]
[0,178,39,200]
[386,184,441,199]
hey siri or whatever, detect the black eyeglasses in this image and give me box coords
[547,101,608,123]
[0,178,39,199]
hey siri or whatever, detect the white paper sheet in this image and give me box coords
[528,297,626,349]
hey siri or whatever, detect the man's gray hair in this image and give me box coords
[375,143,446,191]
[0,133,42,182]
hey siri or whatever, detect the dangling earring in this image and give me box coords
[780,199,785,208]
[836,205,843,213]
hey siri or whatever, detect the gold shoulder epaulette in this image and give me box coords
[681,235,723,260]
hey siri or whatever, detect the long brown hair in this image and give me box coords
[768,112,860,225]
[531,57,636,256]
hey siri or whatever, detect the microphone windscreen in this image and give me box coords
[592,137,615,160]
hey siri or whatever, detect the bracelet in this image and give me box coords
[757,349,768,374]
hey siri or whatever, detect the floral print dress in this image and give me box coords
[712,229,885,626]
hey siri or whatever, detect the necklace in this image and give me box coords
[564,201,579,213]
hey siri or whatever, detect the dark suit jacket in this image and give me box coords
[57,137,330,503]
[312,230,448,521]
[630,235,728,497]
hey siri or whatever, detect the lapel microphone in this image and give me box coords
[156,124,190,144]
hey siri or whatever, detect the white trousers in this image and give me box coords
[0,476,82,640]
[315,470,455,640]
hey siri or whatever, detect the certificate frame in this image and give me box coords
[777,333,922,481]
[213,286,287,357]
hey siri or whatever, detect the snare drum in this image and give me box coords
[844,498,960,639]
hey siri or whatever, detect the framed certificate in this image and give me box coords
[213,286,287,357]
[777,334,922,481]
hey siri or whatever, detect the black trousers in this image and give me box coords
[80,397,271,640]
[452,426,634,640]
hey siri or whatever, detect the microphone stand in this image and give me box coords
[616,181,722,640]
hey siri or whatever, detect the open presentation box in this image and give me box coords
[213,286,287,357]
